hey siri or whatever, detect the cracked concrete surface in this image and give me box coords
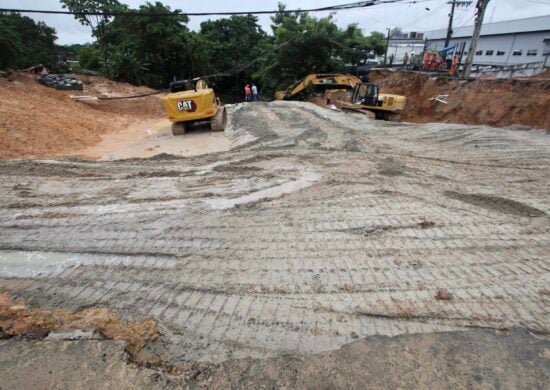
[0,101,549,365]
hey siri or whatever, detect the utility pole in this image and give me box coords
[384,28,390,65]
[463,0,490,78]
[445,1,473,48]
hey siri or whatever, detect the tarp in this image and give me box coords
[440,45,458,53]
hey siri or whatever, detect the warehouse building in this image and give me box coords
[424,15,550,67]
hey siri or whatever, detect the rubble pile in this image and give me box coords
[39,74,83,90]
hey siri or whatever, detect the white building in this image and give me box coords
[424,15,550,67]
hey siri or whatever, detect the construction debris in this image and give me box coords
[39,74,83,90]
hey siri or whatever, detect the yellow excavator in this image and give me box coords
[275,73,405,120]
[345,82,406,121]
[163,79,227,135]
[275,73,362,100]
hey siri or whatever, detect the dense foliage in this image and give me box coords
[3,1,387,97]
[0,12,57,70]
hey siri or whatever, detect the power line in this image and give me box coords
[0,1,430,17]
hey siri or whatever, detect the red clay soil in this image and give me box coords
[0,292,159,357]
[369,70,550,130]
[0,75,165,159]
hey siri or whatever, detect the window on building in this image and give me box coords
[475,50,483,55]
[512,50,522,56]
[485,50,494,56]
[527,49,538,56]
[496,50,505,56]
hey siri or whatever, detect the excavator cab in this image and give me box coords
[352,83,382,106]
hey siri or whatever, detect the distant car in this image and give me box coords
[356,59,382,74]
[366,58,381,66]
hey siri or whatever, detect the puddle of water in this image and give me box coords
[204,171,321,210]
[0,250,176,278]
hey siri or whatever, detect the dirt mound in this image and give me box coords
[0,75,165,159]
[368,70,550,129]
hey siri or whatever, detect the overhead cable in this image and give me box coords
[0,1,430,17]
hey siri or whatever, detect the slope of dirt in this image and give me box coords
[0,75,165,159]
[369,70,550,129]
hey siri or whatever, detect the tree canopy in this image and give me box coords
[0,12,57,70]
[4,1,388,97]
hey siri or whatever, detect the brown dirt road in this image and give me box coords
[0,101,549,386]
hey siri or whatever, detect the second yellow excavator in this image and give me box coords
[275,73,405,120]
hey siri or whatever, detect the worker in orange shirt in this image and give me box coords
[450,55,459,76]
[422,51,431,71]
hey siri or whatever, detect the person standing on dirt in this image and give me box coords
[389,54,395,67]
[244,84,252,102]
[251,83,259,101]
[450,55,460,77]
[402,52,409,68]
[422,51,430,71]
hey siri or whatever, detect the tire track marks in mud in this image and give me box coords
[0,101,549,364]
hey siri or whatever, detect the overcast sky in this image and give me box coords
[2,0,549,44]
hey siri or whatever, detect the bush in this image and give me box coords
[79,45,102,71]
[0,12,57,70]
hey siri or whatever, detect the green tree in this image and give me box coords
[254,4,343,95]
[200,15,267,73]
[199,15,268,97]
[365,31,387,55]
[0,12,57,70]
[60,0,125,60]
[103,42,149,84]
[79,44,102,70]
[102,2,190,87]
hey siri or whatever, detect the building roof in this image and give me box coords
[424,15,550,40]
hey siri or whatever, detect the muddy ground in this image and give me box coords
[0,75,166,159]
[1,329,549,389]
[0,101,549,386]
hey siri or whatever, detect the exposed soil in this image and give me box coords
[0,292,159,357]
[369,69,550,129]
[0,74,165,159]
[0,82,549,386]
[1,329,548,389]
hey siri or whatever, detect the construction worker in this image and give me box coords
[251,83,259,101]
[244,84,252,102]
[450,55,459,77]
[402,52,409,68]
[422,51,431,71]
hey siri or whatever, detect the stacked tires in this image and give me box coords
[39,74,83,91]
